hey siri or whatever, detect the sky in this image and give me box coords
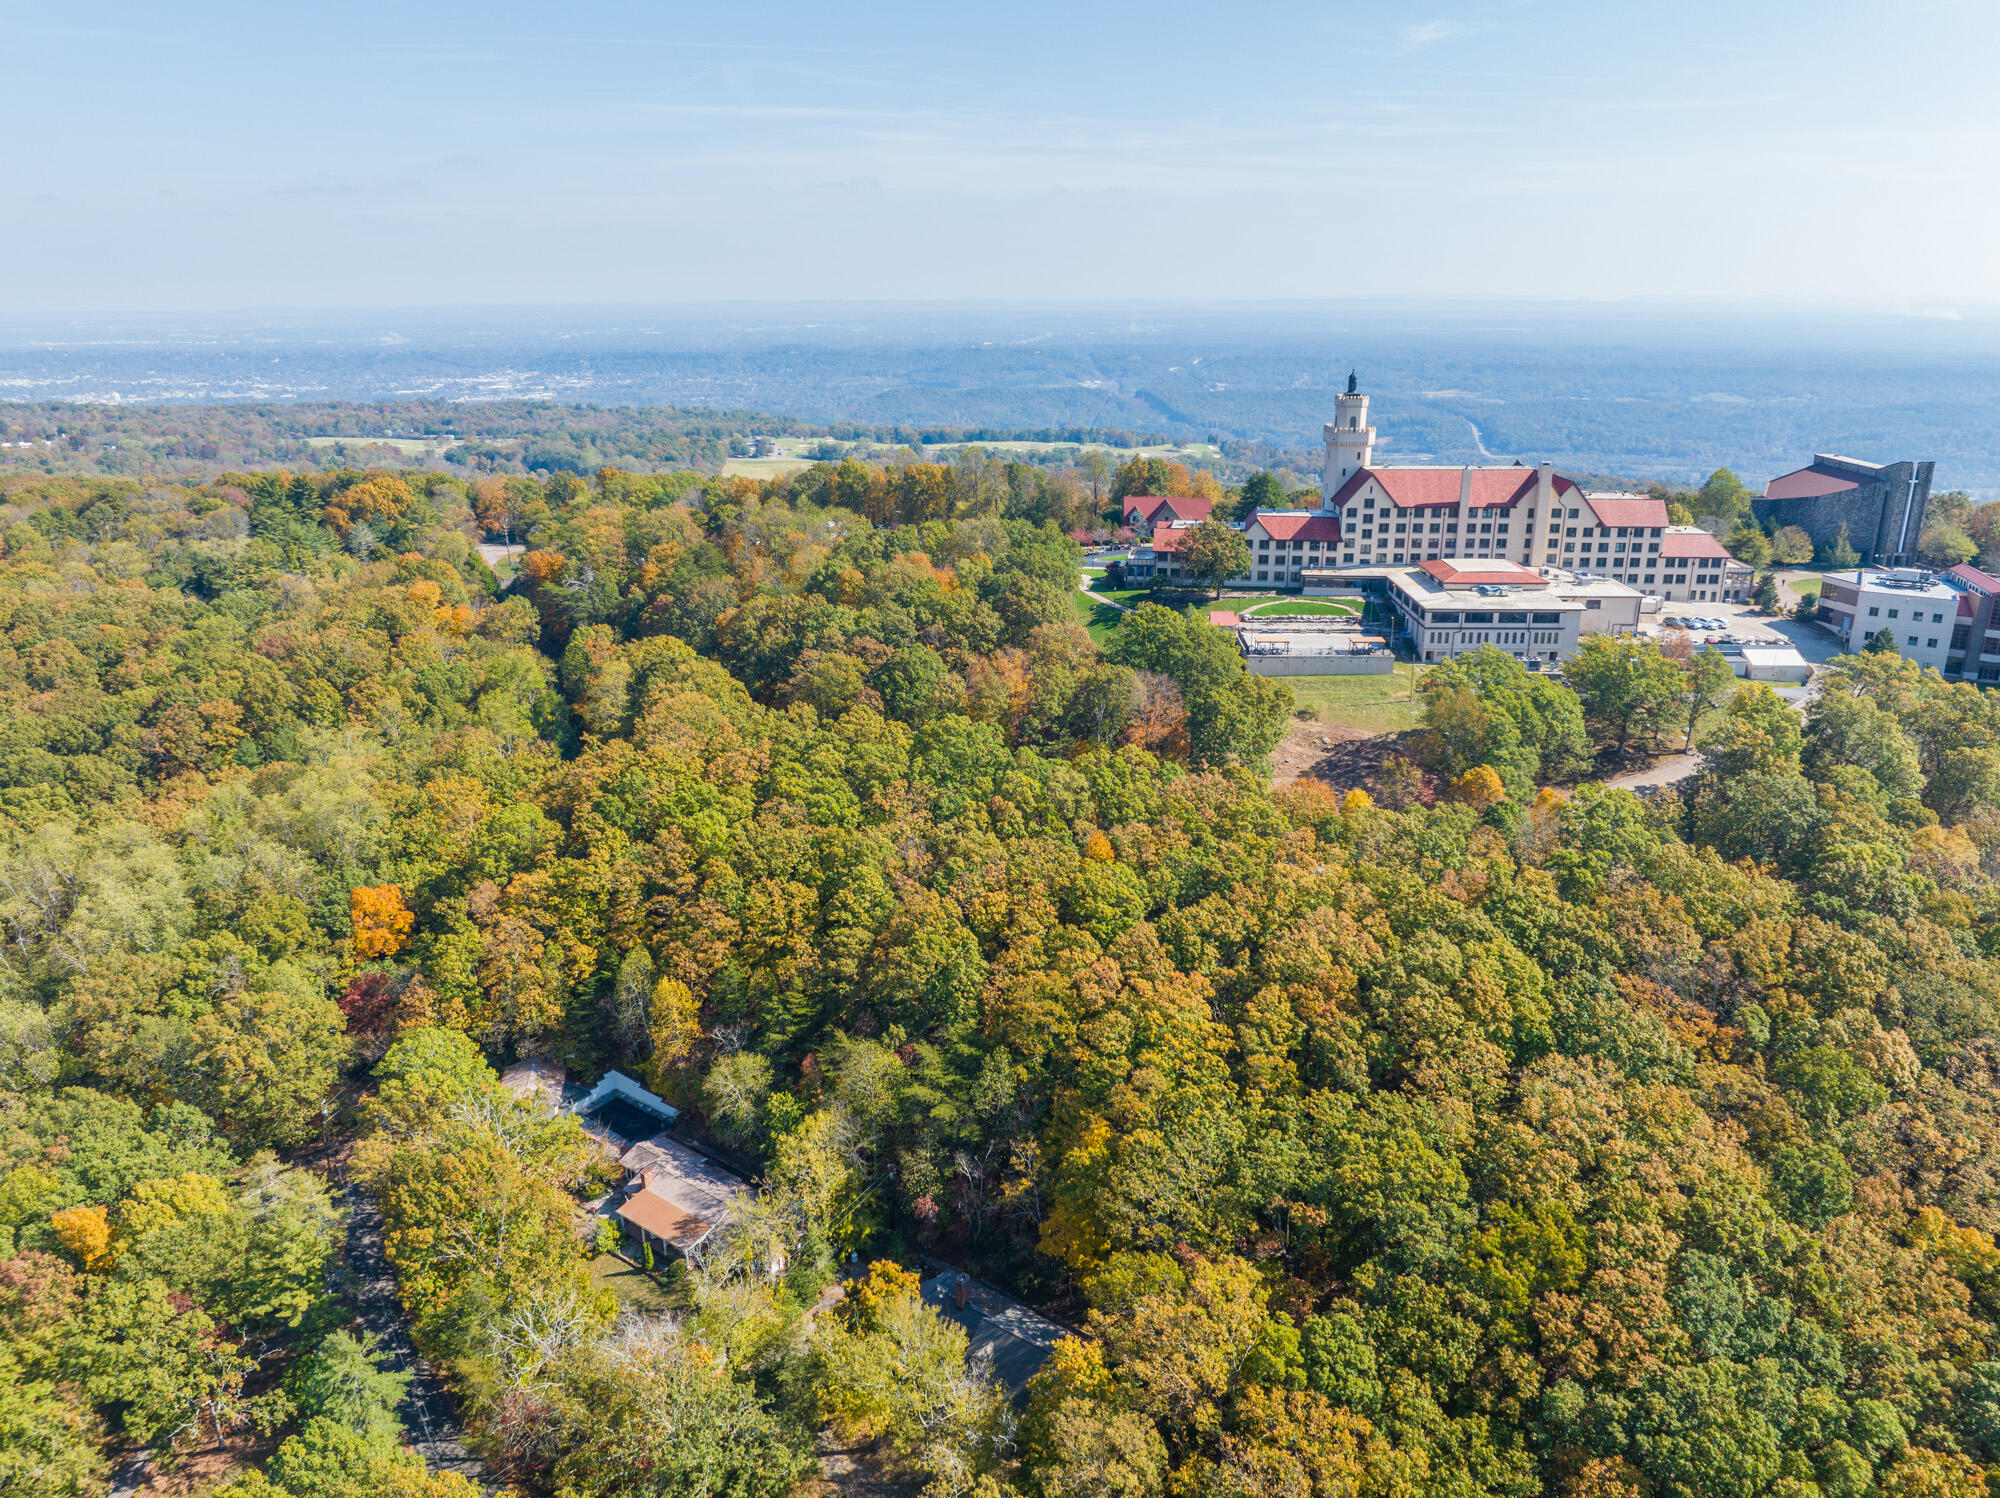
[5,0,1998,314]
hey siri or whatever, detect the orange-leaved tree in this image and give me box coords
[351,884,415,959]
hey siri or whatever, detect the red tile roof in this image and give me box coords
[1326,465,1578,512]
[1419,559,1544,587]
[1765,464,1861,501]
[1946,562,2000,594]
[1659,527,1733,559]
[1145,526,1194,553]
[1583,494,1670,528]
[1125,495,1214,525]
[1249,513,1341,542]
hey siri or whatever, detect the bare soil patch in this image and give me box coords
[1272,720,1421,795]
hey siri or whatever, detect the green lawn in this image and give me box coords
[1241,599,1359,618]
[589,1251,678,1312]
[1071,588,1132,646]
[1283,662,1426,736]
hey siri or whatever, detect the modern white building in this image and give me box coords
[1815,568,1962,674]
[1373,560,1588,665]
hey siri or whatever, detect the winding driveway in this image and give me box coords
[340,1180,493,1487]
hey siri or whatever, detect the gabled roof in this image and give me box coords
[616,1183,715,1249]
[618,1135,749,1224]
[1583,493,1670,529]
[1765,463,1863,501]
[1419,559,1543,587]
[1659,527,1734,560]
[921,1270,1073,1399]
[1945,562,2000,595]
[1124,494,1213,524]
[1327,465,1578,512]
[1249,512,1341,542]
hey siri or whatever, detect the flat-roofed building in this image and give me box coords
[1815,568,1961,674]
[1553,575,1646,636]
[1377,560,1581,665]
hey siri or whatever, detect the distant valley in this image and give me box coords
[5,301,1998,489]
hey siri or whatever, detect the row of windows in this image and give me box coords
[1424,649,1563,663]
[1864,605,1949,622]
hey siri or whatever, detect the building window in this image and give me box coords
[1868,607,1879,616]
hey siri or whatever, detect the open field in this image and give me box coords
[924,439,1224,462]
[723,433,1224,479]
[303,435,458,456]
[1196,595,1361,619]
[1283,662,1426,736]
[719,456,815,478]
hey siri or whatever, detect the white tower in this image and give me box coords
[1321,371,1376,503]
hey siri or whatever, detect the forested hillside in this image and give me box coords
[4,457,2000,1498]
[0,400,1176,483]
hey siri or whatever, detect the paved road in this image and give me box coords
[1603,751,1702,791]
[107,1181,492,1496]
[340,1181,494,1487]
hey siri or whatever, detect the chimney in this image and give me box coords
[1537,462,1553,506]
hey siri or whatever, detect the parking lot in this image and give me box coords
[1639,601,1848,665]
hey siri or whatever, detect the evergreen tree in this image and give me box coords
[1821,521,1861,569]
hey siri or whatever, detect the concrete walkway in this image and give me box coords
[1079,575,1131,610]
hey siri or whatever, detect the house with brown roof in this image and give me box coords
[611,1134,753,1268]
[1121,494,1213,534]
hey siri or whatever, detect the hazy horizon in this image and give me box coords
[6,299,1998,490]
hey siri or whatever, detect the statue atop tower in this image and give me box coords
[1322,374,1376,502]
